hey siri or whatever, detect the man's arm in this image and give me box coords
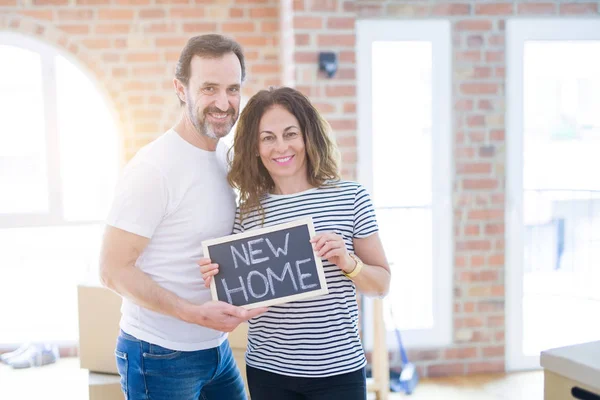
[99,225,266,332]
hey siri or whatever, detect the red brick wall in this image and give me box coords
[348,0,598,377]
[2,0,600,378]
[0,0,282,161]
[286,0,357,178]
[284,0,599,377]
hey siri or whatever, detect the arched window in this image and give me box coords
[0,32,120,344]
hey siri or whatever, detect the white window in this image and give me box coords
[506,19,600,371]
[0,32,120,345]
[357,20,452,349]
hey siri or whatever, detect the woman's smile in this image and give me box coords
[272,155,295,165]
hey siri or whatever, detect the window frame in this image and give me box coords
[356,20,453,349]
[0,31,120,228]
[506,18,600,372]
[0,32,122,347]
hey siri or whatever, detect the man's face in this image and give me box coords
[184,53,242,140]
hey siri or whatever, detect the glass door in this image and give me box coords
[506,20,600,370]
[357,20,452,349]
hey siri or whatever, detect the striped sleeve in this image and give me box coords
[353,184,378,238]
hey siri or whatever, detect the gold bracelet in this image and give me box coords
[344,253,364,278]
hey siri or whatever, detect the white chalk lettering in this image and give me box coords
[266,233,290,257]
[221,277,248,304]
[295,258,317,290]
[248,238,270,264]
[231,244,250,269]
[220,255,319,304]
[247,271,269,299]
[266,262,297,296]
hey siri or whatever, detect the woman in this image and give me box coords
[200,87,391,400]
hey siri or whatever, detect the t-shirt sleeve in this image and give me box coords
[216,139,233,173]
[232,208,244,234]
[106,161,168,239]
[353,184,379,238]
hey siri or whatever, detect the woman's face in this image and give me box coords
[257,105,307,184]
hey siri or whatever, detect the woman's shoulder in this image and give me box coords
[320,179,365,192]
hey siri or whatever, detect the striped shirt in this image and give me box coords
[233,180,378,377]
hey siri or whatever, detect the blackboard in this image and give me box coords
[202,217,328,309]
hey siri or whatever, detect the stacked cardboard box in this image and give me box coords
[88,372,122,400]
[77,282,250,398]
[77,283,122,399]
[229,322,249,394]
[540,341,600,400]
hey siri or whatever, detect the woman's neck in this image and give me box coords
[271,177,313,195]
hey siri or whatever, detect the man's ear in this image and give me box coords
[173,78,186,104]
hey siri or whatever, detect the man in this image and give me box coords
[99,34,266,400]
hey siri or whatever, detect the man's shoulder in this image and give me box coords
[133,129,171,155]
[126,130,177,169]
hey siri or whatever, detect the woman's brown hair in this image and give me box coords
[227,87,341,222]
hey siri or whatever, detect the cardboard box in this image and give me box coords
[78,283,122,374]
[541,341,600,400]
[78,282,251,391]
[88,372,122,400]
[229,322,248,349]
[229,322,249,394]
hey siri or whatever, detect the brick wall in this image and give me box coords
[287,0,358,178]
[348,0,599,377]
[2,0,600,378]
[0,0,282,161]
[283,0,599,377]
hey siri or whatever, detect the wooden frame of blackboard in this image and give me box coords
[202,217,329,309]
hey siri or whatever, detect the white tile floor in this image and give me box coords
[0,357,91,399]
[0,357,544,400]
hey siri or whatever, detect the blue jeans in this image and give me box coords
[115,330,247,400]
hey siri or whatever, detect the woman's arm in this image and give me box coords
[311,232,391,297]
[350,232,391,297]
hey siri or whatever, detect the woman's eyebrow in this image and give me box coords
[260,126,300,135]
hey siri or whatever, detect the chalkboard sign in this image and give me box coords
[202,217,328,309]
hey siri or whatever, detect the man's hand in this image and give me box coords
[181,301,268,332]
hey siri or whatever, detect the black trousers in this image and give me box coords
[246,365,366,400]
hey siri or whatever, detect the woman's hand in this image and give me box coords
[198,257,220,288]
[310,232,355,274]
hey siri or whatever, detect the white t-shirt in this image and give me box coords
[106,129,236,351]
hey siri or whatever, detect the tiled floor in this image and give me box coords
[385,370,544,399]
[0,357,544,400]
[0,357,91,399]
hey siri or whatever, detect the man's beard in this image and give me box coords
[187,99,238,140]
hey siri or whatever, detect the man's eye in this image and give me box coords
[228,87,239,93]
[202,87,215,93]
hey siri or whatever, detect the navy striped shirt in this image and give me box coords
[233,180,378,377]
